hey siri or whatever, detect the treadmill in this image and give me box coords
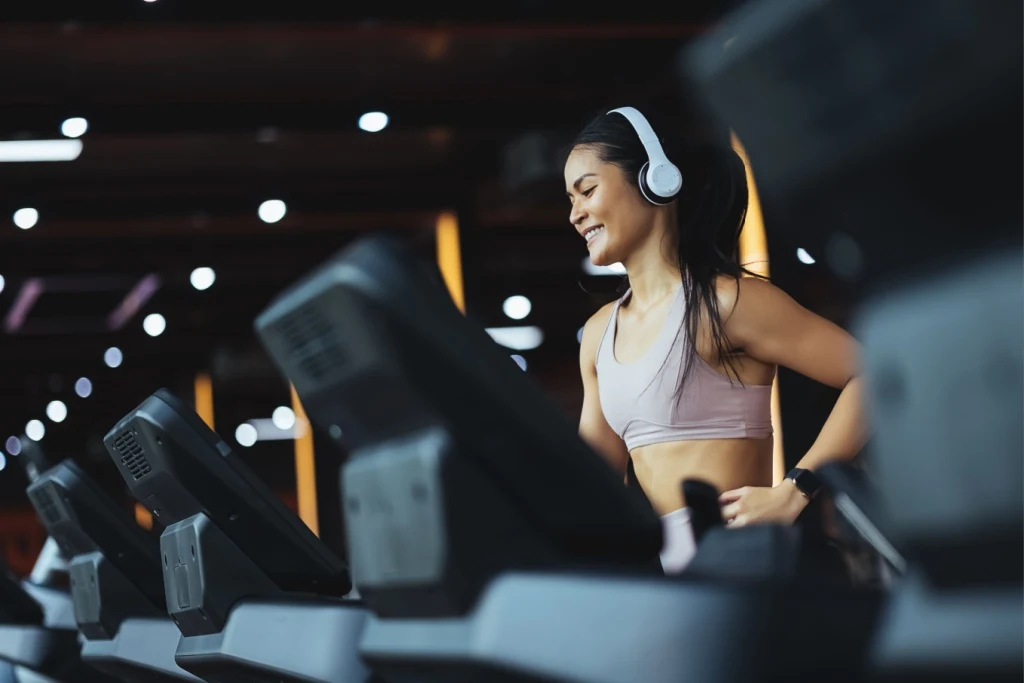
[102,390,371,683]
[255,235,883,682]
[25,459,201,682]
[0,557,112,683]
[0,440,116,683]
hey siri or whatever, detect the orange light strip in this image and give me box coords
[435,211,465,313]
[732,133,786,485]
[134,503,153,531]
[291,385,319,536]
[194,372,214,429]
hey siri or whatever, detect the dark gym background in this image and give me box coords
[0,1,851,573]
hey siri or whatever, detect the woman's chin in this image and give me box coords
[587,246,614,267]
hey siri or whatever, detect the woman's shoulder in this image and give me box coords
[712,273,791,332]
[582,300,617,341]
[579,300,618,361]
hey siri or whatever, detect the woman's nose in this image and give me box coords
[570,204,586,226]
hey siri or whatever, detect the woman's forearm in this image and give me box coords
[722,377,871,525]
[794,376,870,471]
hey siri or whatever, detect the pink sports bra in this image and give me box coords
[595,285,773,451]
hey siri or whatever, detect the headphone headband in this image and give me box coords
[607,107,670,164]
[607,106,683,204]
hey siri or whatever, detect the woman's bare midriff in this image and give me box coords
[630,437,774,516]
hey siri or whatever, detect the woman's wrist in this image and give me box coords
[777,478,811,517]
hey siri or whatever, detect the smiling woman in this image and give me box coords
[568,107,868,575]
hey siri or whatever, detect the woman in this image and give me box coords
[570,107,868,573]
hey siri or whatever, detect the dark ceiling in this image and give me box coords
[0,3,848,525]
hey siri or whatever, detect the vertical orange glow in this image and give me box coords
[732,133,786,485]
[435,211,465,313]
[292,385,319,536]
[194,372,214,429]
[134,504,153,531]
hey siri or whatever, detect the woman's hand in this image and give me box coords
[719,480,809,528]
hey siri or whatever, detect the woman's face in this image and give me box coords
[565,145,654,267]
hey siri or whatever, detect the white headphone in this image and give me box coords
[607,107,683,205]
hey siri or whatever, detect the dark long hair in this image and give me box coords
[573,108,757,389]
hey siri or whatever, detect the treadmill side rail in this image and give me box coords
[82,618,202,683]
[174,599,372,683]
[359,572,883,683]
[0,623,116,683]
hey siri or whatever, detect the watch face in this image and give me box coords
[794,469,822,496]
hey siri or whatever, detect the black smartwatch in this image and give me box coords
[785,468,823,500]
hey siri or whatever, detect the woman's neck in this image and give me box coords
[622,220,681,311]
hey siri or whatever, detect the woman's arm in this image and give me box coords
[717,277,869,527]
[578,305,631,476]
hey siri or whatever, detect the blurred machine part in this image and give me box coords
[856,252,1022,682]
[26,460,199,681]
[683,0,1023,679]
[683,0,1022,290]
[103,391,367,683]
[0,559,112,683]
[12,440,52,488]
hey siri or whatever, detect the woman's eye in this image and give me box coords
[582,187,595,197]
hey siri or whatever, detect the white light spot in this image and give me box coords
[329,425,343,440]
[0,453,6,471]
[13,208,38,230]
[190,267,216,291]
[143,313,166,337]
[46,401,67,423]
[5,436,21,456]
[485,326,544,351]
[796,248,816,265]
[511,354,527,371]
[581,257,626,276]
[75,377,92,398]
[577,326,584,344]
[247,418,306,441]
[0,140,82,163]
[272,406,296,431]
[26,420,45,442]
[502,295,532,321]
[235,423,258,448]
[104,347,123,368]
[60,117,89,138]
[258,199,287,224]
[0,274,5,294]
[358,112,389,133]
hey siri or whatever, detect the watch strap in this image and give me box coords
[785,467,823,499]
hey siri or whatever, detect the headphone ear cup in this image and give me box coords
[637,162,678,206]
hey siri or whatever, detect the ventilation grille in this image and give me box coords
[276,304,348,384]
[28,488,61,525]
[113,430,151,480]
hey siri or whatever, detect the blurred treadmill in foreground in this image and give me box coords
[683,1,1023,679]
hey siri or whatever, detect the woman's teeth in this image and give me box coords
[585,226,605,242]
